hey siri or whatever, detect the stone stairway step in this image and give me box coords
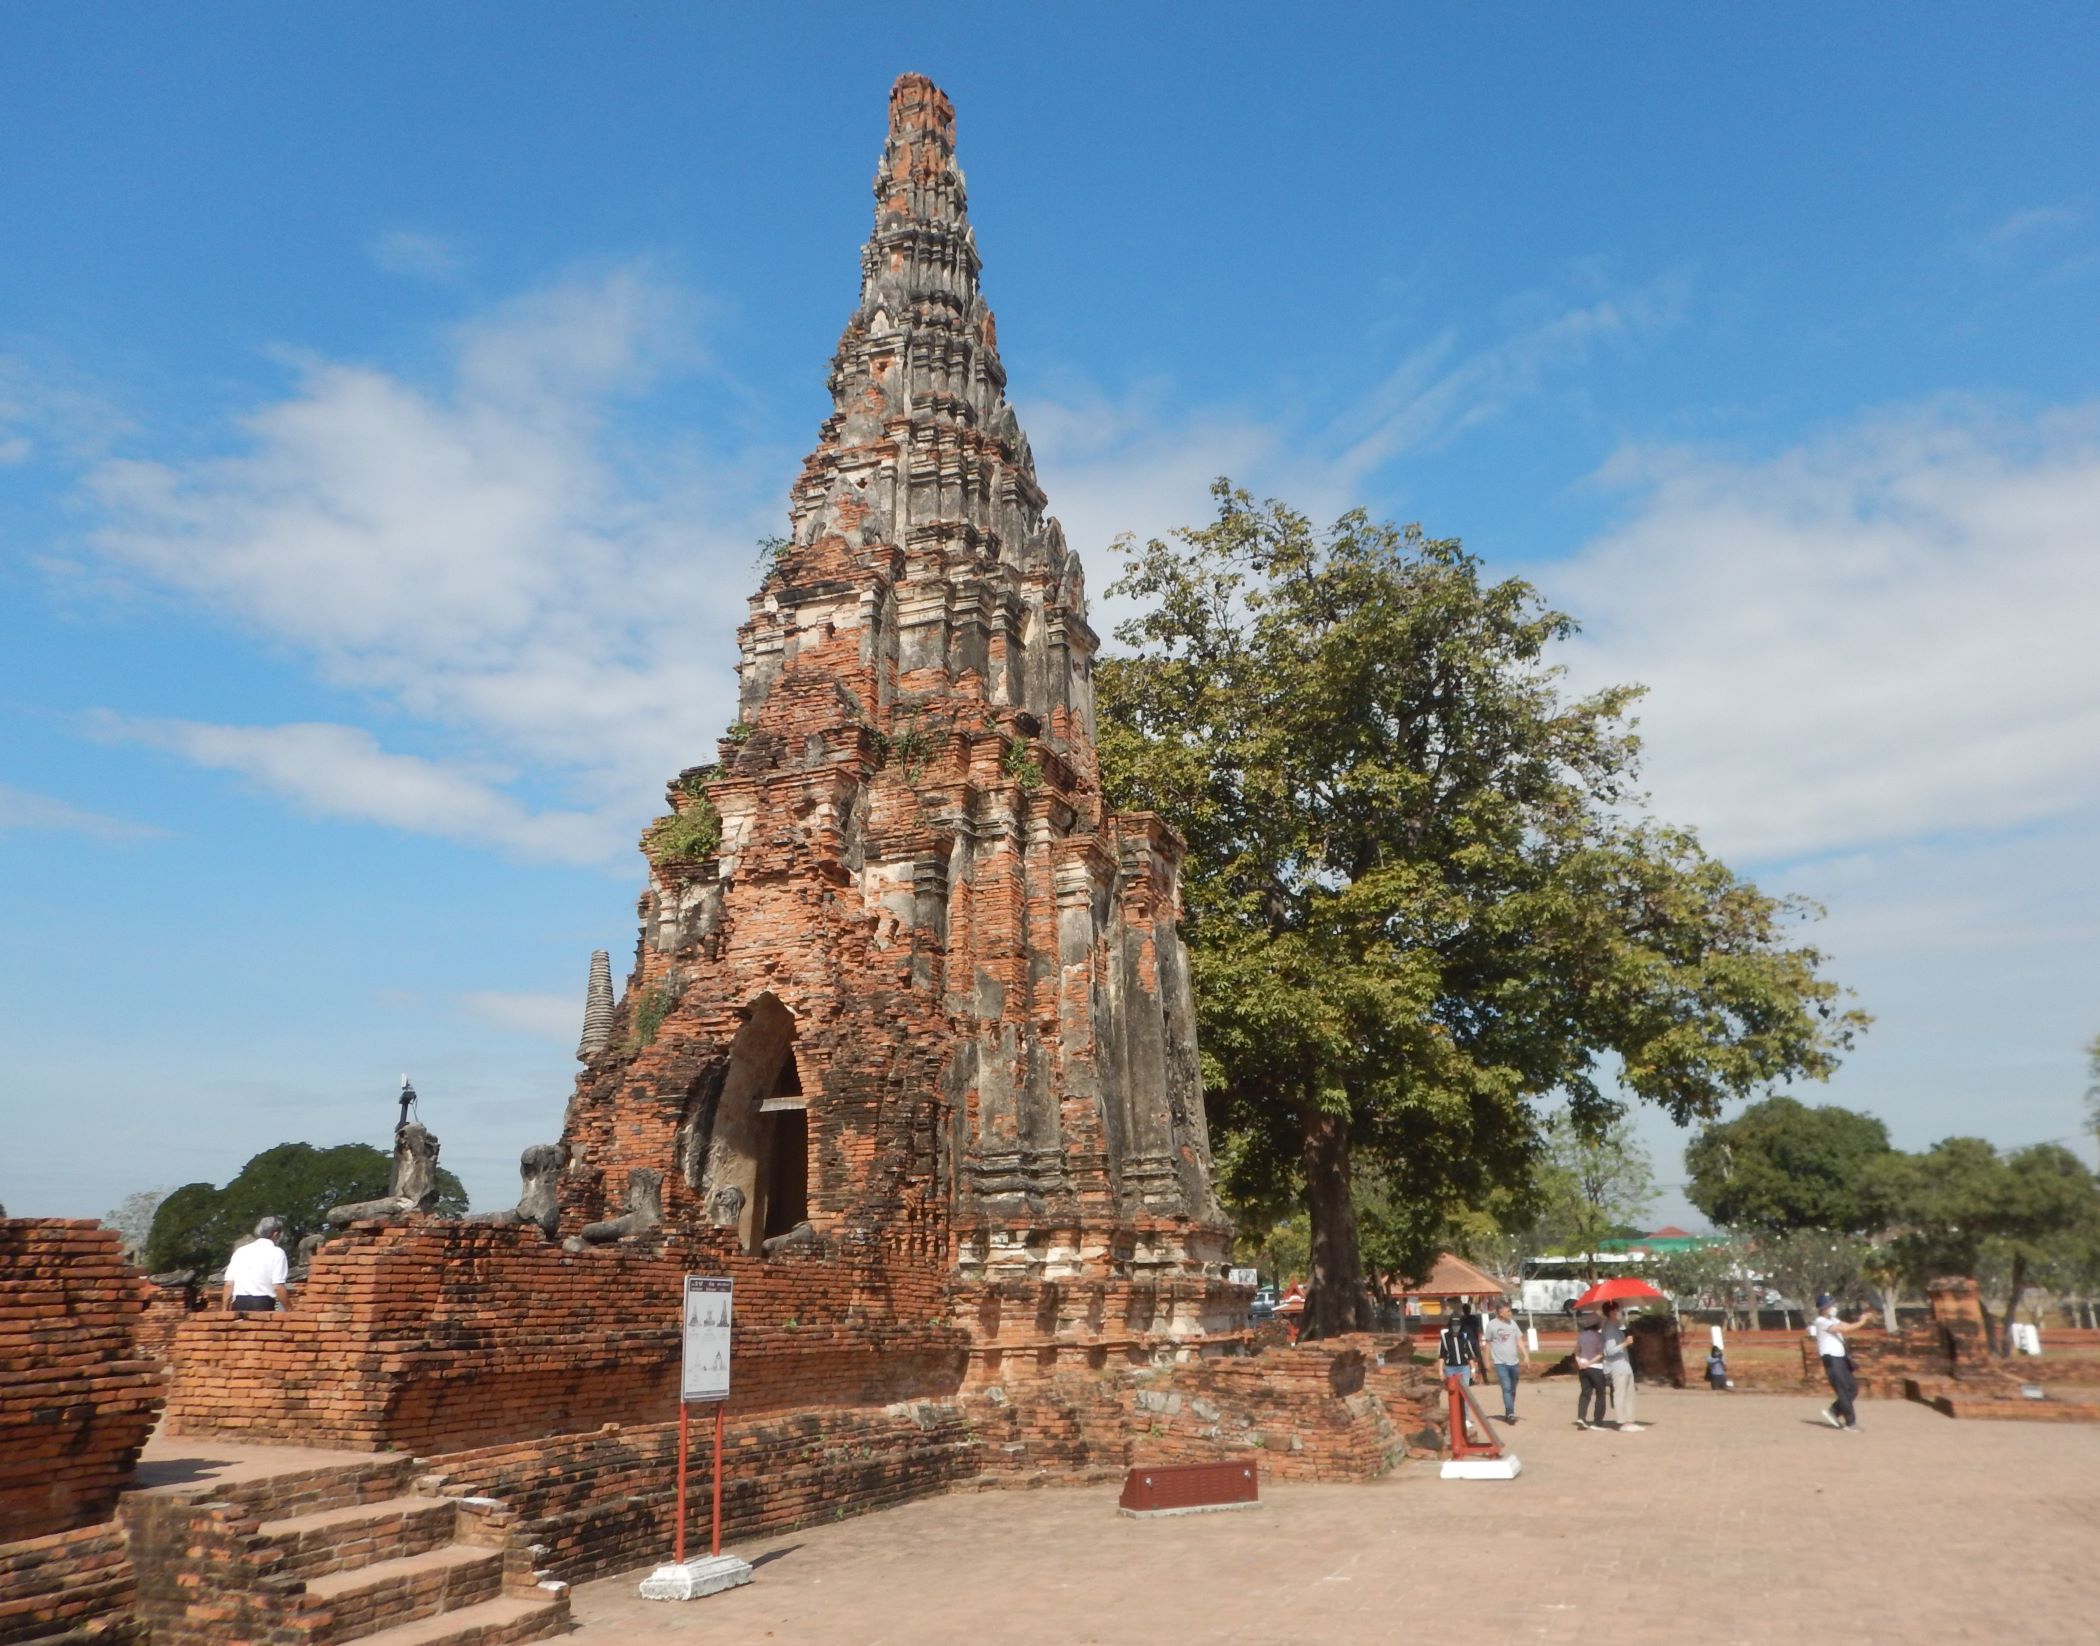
[260,1496,460,1581]
[292,1544,506,1645]
[331,1592,569,1646]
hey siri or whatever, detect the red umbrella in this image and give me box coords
[1572,1277,1667,1308]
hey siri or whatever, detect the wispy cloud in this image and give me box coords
[1547,399,2100,865]
[370,228,467,281]
[1026,265,1690,643]
[89,715,627,863]
[458,990,580,1045]
[1331,270,1690,481]
[0,353,132,469]
[65,266,785,861]
[1977,204,2082,255]
[53,257,1685,856]
[0,782,164,842]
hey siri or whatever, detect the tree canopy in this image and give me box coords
[143,1141,468,1275]
[1683,1096,1894,1235]
[1096,483,1865,1334]
[1531,1111,1657,1265]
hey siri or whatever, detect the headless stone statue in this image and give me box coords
[575,1167,664,1247]
[325,1123,443,1226]
[466,1143,568,1237]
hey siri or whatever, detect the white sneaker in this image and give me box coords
[1822,1408,1843,1429]
[1620,1423,1646,1433]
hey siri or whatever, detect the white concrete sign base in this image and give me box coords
[1440,1456,1523,1480]
[638,1554,754,1601]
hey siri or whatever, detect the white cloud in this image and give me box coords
[1026,269,1685,646]
[0,782,164,842]
[1330,270,1689,482]
[70,267,782,860]
[1546,400,2100,865]
[458,990,580,1045]
[91,716,625,863]
[0,353,131,469]
[370,229,466,280]
[57,258,1681,854]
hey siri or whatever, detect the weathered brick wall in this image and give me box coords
[423,1403,978,1585]
[969,1340,1419,1485]
[162,1219,967,1453]
[0,1220,164,1544]
[0,1522,140,1646]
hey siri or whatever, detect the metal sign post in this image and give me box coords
[639,1276,751,1601]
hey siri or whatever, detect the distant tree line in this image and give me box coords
[139,1142,468,1276]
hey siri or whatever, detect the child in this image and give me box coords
[1706,1345,1731,1390]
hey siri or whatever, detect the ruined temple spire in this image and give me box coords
[576,949,613,1062]
[864,74,979,308]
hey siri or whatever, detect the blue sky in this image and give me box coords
[5,6,2097,1226]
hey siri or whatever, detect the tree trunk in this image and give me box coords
[2000,1252,2028,1358]
[1874,1285,1901,1335]
[1300,1103,1368,1339]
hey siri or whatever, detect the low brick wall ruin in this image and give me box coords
[424,1401,980,1585]
[162,1220,968,1453]
[0,1220,162,1646]
[0,1221,163,1544]
[0,1521,139,1646]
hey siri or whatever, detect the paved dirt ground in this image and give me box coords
[567,1386,2100,1646]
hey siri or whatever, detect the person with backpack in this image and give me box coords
[1438,1311,1484,1385]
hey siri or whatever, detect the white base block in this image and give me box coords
[1440,1456,1522,1480]
[1118,1500,1261,1518]
[638,1554,754,1601]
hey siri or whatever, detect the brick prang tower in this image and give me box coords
[558,72,1240,1367]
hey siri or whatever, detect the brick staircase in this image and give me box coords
[123,1456,569,1646]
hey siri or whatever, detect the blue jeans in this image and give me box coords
[1493,1360,1520,1416]
[1444,1364,1473,1385]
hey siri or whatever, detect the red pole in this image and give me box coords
[674,1402,689,1565]
[710,1402,725,1557]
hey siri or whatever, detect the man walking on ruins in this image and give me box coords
[1483,1301,1531,1422]
[222,1216,290,1314]
[1809,1293,1860,1430]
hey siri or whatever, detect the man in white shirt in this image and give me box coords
[1600,1301,1643,1431]
[1808,1293,1858,1430]
[1482,1303,1531,1423]
[222,1216,291,1313]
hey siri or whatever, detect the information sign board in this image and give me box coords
[1227,1266,1259,1288]
[681,1276,732,1403]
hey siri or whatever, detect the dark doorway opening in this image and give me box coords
[759,1108,809,1239]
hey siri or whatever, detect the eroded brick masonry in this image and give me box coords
[557,70,1242,1364]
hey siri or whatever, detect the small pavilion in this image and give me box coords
[1391,1253,1512,1320]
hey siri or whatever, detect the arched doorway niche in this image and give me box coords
[693,993,810,1254]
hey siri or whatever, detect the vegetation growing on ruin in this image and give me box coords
[645,781,722,871]
[630,979,681,1051]
[881,701,953,785]
[1096,480,1868,1338]
[755,533,793,574]
[1001,739,1043,792]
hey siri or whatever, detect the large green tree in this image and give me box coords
[1097,484,1865,1335]
[1683,1097,1894,1235]
[143,1142,468,1275]
[1867,1137,2100,1348]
